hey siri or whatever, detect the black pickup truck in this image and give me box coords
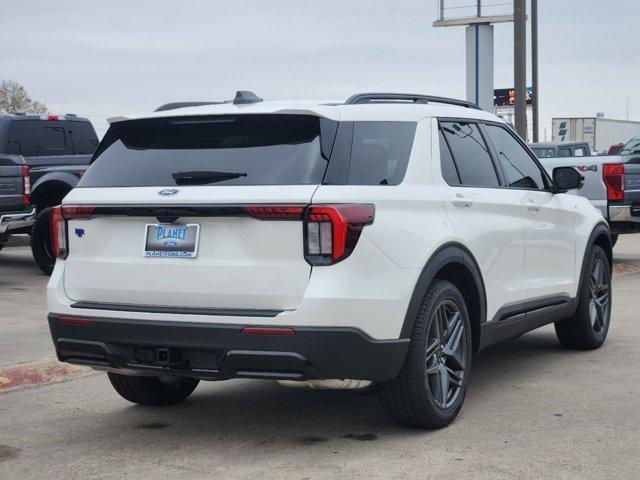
[0,113,98,273]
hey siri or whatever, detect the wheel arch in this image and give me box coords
[31,177,75,211]
[400,242,487,353]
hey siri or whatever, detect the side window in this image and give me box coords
[484,124,546,190]
[573,147,585,157]
[440,121,499,187]
[347,122,416,185]
[557,147,571,157]
[438,129,460,185]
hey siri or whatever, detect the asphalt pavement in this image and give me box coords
[1,236,640,479]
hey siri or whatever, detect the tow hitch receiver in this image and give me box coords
[134,347,185,367]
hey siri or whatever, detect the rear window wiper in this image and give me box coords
[172,170,248,185]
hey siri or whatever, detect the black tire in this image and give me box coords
[379,279,473,429]
[555,245,611,350]
[610,234,618,248]
[30,207,55,275]
[107,372,199,406]
[0,242,4,252]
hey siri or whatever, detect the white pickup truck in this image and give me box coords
[536,151,640,245]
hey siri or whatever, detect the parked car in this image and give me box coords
[537,150,640,246]
[529,141,591,158]
[47,92,611,429]
[0,113,98,272]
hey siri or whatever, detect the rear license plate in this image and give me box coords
[144,223,200,258]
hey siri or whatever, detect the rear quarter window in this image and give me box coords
[346,122,416,185]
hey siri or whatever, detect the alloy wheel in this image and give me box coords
[425,299,468,409]
[589,258,610,334]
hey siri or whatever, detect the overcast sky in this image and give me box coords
[3,0,639,138]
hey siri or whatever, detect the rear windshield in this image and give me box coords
[81,115,329,187]
[6,120,98,157]
[530,147,556,158]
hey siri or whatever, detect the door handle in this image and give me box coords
[452,193,474,208]
[527,199,540,213]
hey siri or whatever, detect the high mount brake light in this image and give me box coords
[50,205,96,260]
[21,165,30,205]
[603,164,624,201]
[303,204,375,265]
[40,115,65,121]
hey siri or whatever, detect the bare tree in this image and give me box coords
[0,79,49,114]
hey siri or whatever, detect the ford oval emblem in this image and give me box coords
[158,188,179,197]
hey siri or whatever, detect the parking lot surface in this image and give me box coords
[2,237,640,479]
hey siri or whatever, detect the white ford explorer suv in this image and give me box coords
[47,92,612,429]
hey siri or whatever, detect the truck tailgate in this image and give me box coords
[0,155,26,212]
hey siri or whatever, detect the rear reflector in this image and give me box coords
[304,204,375,265]
[603,164,624,201]
[241,326,296,336]
[57,316,92,326]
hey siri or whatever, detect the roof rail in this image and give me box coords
[344,92,482,110]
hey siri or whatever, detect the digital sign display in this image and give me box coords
[494,87,533,107]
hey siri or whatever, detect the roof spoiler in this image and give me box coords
[154,91,263,112]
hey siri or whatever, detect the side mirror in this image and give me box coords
[552,167,584,193]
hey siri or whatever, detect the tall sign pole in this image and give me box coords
[531,0,539,142]
[434,1,513,112]
[514,0,528,139]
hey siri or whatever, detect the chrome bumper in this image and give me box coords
[0,207,36,234]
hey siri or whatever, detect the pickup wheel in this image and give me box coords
[30,207,55,275]
[610,234,618,248]
[107,373,199,406]
[555,245,611,350]
[378,279,472,429]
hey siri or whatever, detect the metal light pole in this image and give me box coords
[531,0,539,142]
[514,0,527,140]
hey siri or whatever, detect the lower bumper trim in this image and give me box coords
[48,315,409,382]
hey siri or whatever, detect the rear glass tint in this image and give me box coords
[81,115,329,187]
[347,122,416,185]
[6,120,98,157]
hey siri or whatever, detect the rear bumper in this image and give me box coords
[609,204,639,222]
[608,203,640,233]
[48,314,409,382]
[0,207,36,234]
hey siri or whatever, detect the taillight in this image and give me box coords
[50,205,96,260]
[21,165,31,205]
[603,164,624,201]
[242,205,305,220]
[303,204,374,265]
[50,206,67,259]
